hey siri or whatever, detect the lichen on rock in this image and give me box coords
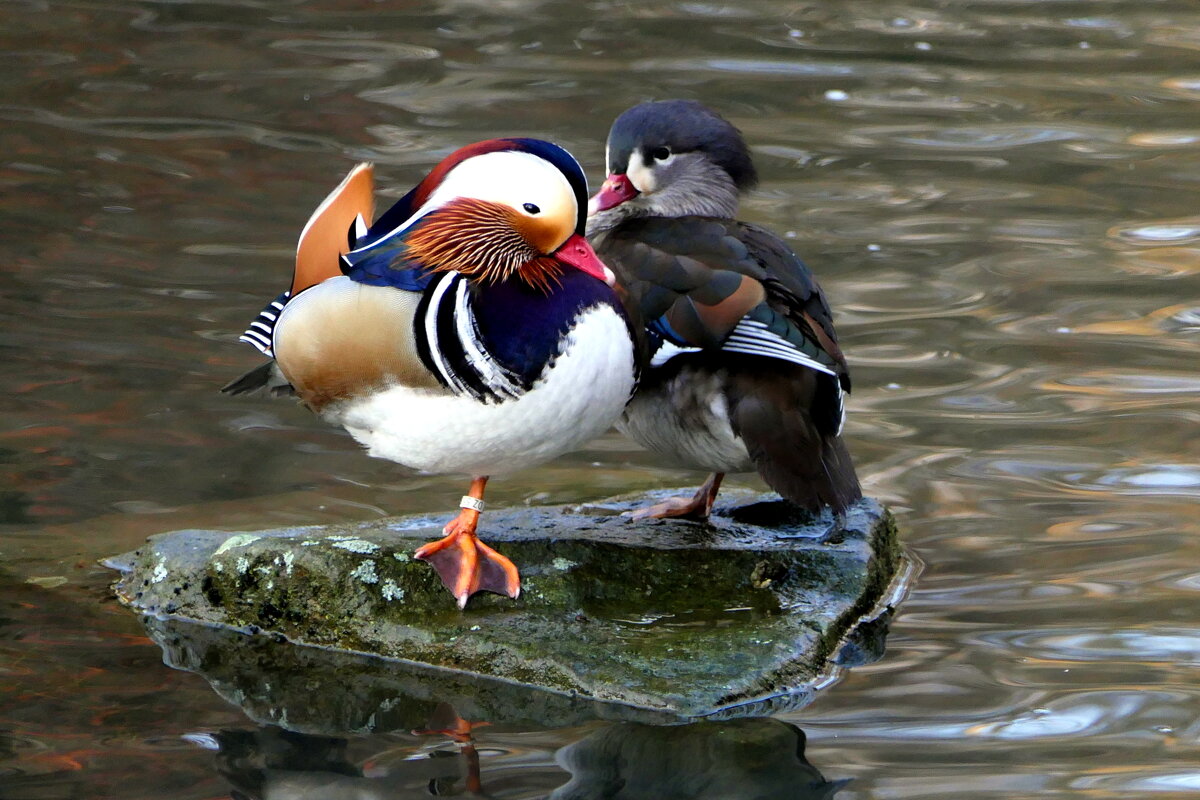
[107,492,906,718]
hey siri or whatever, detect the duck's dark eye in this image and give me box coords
[649,146,671,162]
[523,202,541,214]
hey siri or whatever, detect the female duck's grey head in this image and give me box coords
[587,100,758,233]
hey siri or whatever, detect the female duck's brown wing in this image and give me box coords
[592,215,860,512]
[594,216,850,415]
[732,221,850,390]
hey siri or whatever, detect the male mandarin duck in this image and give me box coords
[224,139,637,608]
[586,100,861,520]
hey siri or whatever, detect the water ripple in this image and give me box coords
[1,49,76,67]
[629,56,939,82]
[949,452,1200,499]
[1096,465,1200,493]
[819,86,1017,113]
[973,692,1168,740]
[1044,370,1200,397]
[269,38,440,62]
[978,628,1200,664]
[1073,771,1200,793]
[1110,217,1200,245]
[866,123,1115,151]
[0,106,340,151]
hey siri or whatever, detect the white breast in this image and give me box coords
[328,305,635,477]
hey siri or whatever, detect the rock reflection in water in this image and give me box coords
[149,617,845,798]
[145,616,687,731]
[192,717,840,800]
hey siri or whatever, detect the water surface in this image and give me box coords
[3,0,1200,797]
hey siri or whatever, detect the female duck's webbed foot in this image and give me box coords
[628,472,725,522]
[414,477,520,608]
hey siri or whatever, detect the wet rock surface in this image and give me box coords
[107,492,905,718]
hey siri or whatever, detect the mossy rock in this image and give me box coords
[107,492,906,719]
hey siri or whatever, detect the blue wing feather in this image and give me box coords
[339,224,436,291]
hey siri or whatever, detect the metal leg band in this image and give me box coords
[460,495,486,513]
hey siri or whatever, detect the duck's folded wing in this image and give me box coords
[237,290,291,358]
[597,216,858,505]
[597,216,849,392]
[733,221,849,388]
[292,162,375,295]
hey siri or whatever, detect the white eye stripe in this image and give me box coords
[348,150,576,254]
[625,150,656,194]
[426,151,575,217]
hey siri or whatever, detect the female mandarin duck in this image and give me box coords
[225,139,637,608]
[586,101,860,520]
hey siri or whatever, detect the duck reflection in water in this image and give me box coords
[550,718,844,800]
[192,719,479,798]
[193,714,844,799]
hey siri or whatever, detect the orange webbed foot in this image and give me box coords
[412,703,491,743]
[412,703,489,794]
[415,509,520,608]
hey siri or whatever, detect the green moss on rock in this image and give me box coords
[108,492,906,717]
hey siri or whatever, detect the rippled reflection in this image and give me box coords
[5,0,1200,797]
[184,716,842,800]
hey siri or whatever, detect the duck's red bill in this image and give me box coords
[554,233,616,286]
[588,173,639,214]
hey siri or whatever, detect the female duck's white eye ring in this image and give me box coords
[523,202,541,214]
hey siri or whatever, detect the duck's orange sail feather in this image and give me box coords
[292,163,375,295]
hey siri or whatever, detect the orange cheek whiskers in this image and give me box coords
[517,256,564,294]
[403,199,538,286]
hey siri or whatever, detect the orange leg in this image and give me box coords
[412,702,491,743]
[629,472,725,522]
[412,703,489,795]
[414,476,521,608]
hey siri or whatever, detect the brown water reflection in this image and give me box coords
[3,0,1200,797]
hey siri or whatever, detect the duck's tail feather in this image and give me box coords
[221,362,294,398]
[728,368,861,514]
